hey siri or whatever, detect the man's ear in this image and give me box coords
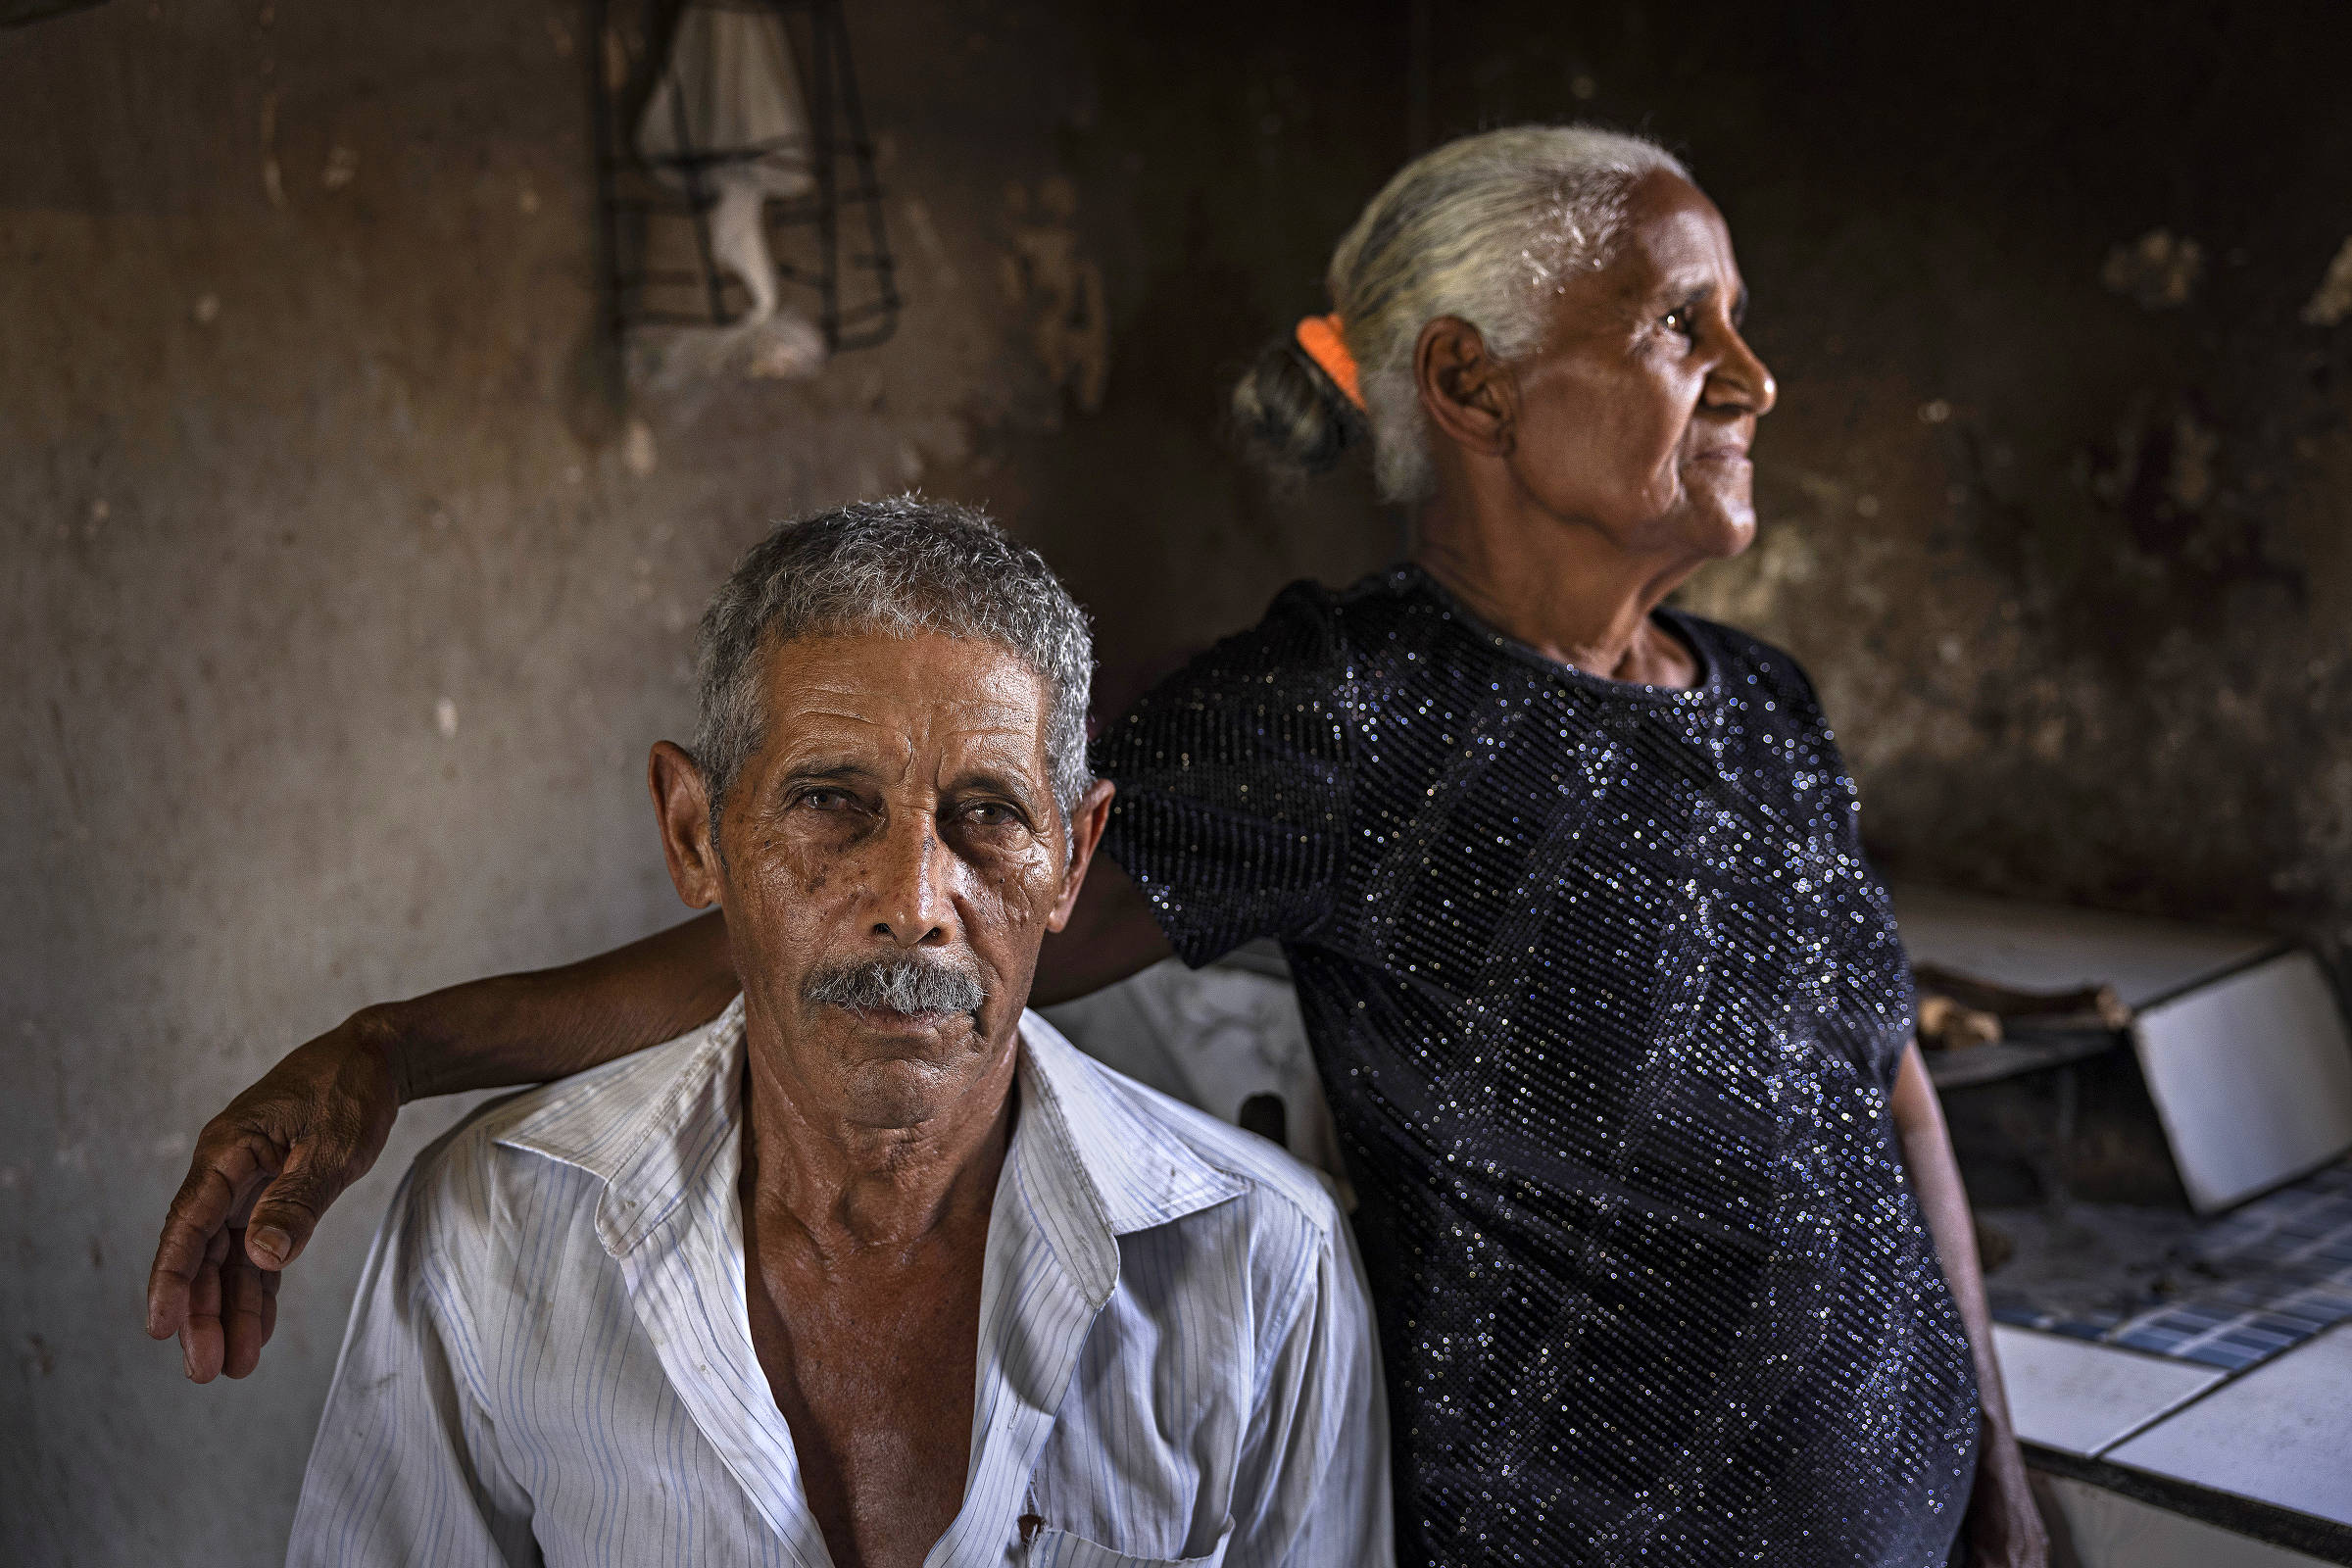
[1046,777,1118,932]
[649,741,722,909]
[1414,315,1517,459]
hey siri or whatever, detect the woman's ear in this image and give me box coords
[1415,315,1517,459]
[649,741,722,909]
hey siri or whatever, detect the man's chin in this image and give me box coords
[837,1050,993,1129]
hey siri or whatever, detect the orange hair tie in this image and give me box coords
[1294,313,1364,412]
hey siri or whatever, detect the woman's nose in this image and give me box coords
[1712,327,1777,417]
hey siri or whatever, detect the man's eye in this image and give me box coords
[1662,308,1692,336]
[802,788,853,810]
[962,802,1019,826]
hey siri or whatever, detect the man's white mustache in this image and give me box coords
[803,955,986,1015]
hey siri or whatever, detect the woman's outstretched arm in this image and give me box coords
[144,863,1173,1383]
[1889,1042,2051,1568]
[143,909,741,1380]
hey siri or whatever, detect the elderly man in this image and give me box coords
[288,500,1390,1568]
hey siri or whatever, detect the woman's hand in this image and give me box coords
[1966,1418,2050,1567]
[144,1011,405,1381]
[141,912,751,1382]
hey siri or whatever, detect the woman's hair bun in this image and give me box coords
[1230,334,1363,476]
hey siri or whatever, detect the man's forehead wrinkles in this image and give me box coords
[767,718,1050,787]
[773,713,1041,756]
[782,705,885,730]
[747,632,1056,797]
[770,690,1035,728]
[769,683,1038,727]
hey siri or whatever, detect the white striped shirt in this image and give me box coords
[289,999,1392,1568]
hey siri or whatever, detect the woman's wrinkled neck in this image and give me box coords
[1409,485,1705,689]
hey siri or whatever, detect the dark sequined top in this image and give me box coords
[1091,566,1979,1568]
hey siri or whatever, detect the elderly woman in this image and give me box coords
[150,126,2044,1566]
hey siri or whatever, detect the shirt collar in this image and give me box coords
[493,995,749,1256]
[494,996,1249,1291]
[1007,1010,1250,1306]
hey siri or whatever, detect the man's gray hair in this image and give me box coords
[693,497,1094,846]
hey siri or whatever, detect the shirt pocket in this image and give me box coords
[1024,1520,1233,1568]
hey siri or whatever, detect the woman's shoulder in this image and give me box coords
[1088,577,1362,778]
[1665,610,1828,713]
[1129,564,1439,680]
[1127,571,1382,699]
[1256,564,1428,643]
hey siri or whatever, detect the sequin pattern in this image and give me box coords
[1092,567,1979,1567]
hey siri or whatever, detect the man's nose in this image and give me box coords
[868,815,955,948]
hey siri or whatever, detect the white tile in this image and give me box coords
[2133,952,2352,1212]
[2038,1474,2336,1568]
[1994,1325,2228,1456]
[1891,884,2277,1010]
[2107,1321,2352,1525]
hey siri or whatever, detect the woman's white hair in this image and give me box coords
[1235,124,1690,501]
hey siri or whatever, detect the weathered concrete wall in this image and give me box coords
[0,2,1394,1561]
[8,0,2351,1562]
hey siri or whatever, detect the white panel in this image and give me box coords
[2106,1322,2352,1525]
[2038,1474,2335,1568]
[2133,952,2352,1212]
[1891,883,2278,1009]
[1993,1326,2226,1456]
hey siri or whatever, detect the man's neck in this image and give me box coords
[733,1019,1014,1568]
[739,1029,1020,1255]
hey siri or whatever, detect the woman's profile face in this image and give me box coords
[1504,171,1777,561]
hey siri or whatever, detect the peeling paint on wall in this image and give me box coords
[900,197,960,290]
[622,417,658,477]
[1001,176,1109,415]
[2102,227,2203,309]
[258,89,284,208]
[2305,237,2352,328]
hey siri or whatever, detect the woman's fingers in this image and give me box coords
[146,1021,404,1383]
[219,1228,279,1379]
[146,1131,274,1341]
[243,1120,366,1271]
[260,1260,282,1344]
[175,1223,234,1383]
